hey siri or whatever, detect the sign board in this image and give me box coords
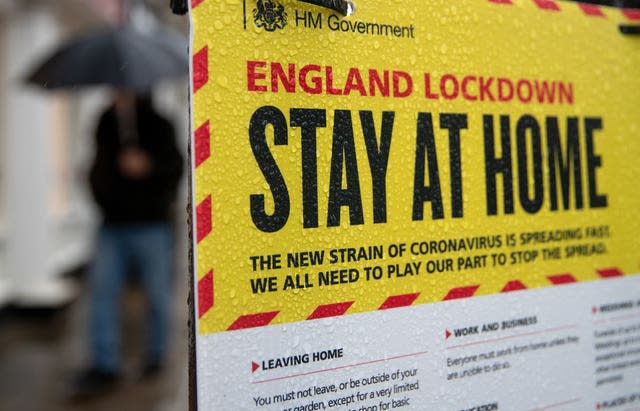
[190,0,640,409]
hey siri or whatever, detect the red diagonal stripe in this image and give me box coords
[533,0,560,11]
[577,3,605,17]
[227,311,279,330]
[308,302,354,320]
[379,293,420,310]
[443,285,480,301]
[596,267,623,278]
[547,273,577,285]
[192,0,204,8]
[196,195,212,243]
[198,270,214,318]
[489,0,513,4]
[193,46,209,93]
[622,8,640,20]
[501,280,527,292]
[194,121,211,168]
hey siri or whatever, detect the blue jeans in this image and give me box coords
[89,223,173,372]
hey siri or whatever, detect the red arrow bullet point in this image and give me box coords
[445,329,452,340]
[252,361,260,373]
[592,306,597,314]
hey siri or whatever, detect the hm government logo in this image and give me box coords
[253,0,288,32]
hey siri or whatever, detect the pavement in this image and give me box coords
[0,230,190,411]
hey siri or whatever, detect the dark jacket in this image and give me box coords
[89,102,183,224]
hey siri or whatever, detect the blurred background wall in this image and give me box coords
[0,0,189,309]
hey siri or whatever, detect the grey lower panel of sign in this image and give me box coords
[196,275,640,410]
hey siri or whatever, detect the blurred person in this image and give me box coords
[74,90,183,397]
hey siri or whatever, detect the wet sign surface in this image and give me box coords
[190,0,640,409]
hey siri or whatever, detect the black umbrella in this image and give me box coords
[26,24,188,91]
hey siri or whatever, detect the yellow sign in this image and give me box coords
[191,0,640,334]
